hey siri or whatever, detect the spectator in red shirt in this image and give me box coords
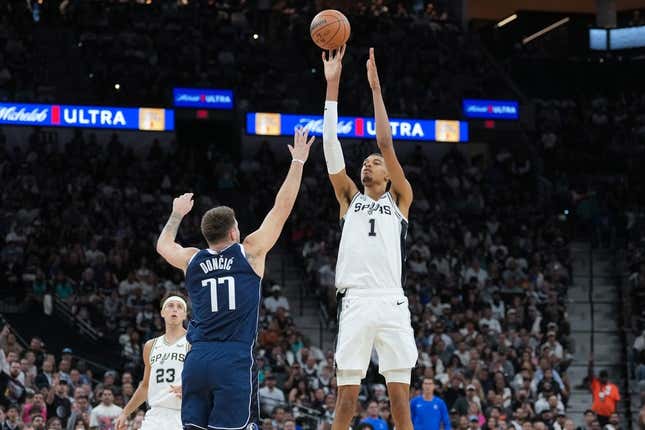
[588,355,620,426]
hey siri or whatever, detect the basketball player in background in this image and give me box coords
[115,294,188,430]
[155,128,313,430]
[322,46,417,430]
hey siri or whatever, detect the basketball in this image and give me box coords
[310,9,351,50]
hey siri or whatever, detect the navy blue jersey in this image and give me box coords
[184,244,261,345]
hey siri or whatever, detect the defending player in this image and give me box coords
[115,294,188,430]
[321,46,417,430]
[155,127,314,430]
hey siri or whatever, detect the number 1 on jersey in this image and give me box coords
[368,218,376,236]
[202,276,236,312]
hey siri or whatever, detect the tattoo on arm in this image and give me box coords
[161,213,183,240]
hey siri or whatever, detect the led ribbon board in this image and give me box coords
[463,99,519,120]
[0,102,174,131]
[173,88,234,110]
[246,112,468,142]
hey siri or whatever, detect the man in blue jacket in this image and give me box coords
[410,378,451,430]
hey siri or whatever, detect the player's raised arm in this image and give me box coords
[322,45,359,217]
[156,193,200,272]
[243,127,314,273]
[367,47,413,217]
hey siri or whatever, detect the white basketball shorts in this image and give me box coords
[141,407,182,430]
[334,288,418,383]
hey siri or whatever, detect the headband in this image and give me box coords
[162,296,188,311]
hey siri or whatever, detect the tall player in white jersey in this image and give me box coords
[321,46,417,430]
[115,295,188,430]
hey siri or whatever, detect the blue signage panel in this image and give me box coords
[173,88,234,109]
[463,99,519,120]
[246,112,468,142]
[0,102,174,131]
[609,25,645,50]
[589,28,608,50]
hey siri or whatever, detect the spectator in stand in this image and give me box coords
[263,285,290,314]
[587,356,620,426]
[88,389,121,430]
[410,378,451,430]
[47,377,72,424]
[258,375,285,417]
[360,401,388,430]
[0,361,26,408]
[67,394,92,430]
[4,405,21,430]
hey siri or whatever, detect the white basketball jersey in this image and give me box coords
[147,335,188,410]
[335,192,408,291]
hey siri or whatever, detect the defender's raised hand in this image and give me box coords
[289,126,315,164]
[322,44,346,83]
[366,47,381,91]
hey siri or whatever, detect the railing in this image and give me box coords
[53,297,102,342]
[318,303,330,349]
[1,311,111,385]
[616,251,634,430]
[0,301,30,314]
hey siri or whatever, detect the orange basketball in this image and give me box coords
[310,9,351,50]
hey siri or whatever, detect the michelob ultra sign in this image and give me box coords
[0,102,174,131]
[246,112,468,142]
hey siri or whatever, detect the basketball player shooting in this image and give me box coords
[322,46,417,430]
[115,295,188,430]
[155,127,314,430]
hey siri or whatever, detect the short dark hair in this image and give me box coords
[201,206,236,244]
[365,153,384,161]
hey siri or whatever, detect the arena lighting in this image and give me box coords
[496,14,517,28]
[522,17,570,45]
[252,33,259,40]
[114,83,121,90]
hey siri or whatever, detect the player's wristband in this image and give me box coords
[292,159,305,165]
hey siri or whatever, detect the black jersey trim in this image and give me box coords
[386,192,408,222]
[400,219,409,287]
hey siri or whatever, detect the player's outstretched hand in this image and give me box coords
[288,126,315,164]
[322,44,346,83]
[115,413,128,430]
[366,47,381,91]
[169,384,182,398]
[172,193,194,217]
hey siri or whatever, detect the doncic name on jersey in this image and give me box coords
[199,255,234,273]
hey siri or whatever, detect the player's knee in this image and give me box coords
[336,369,363,386]
[381,368,411,385]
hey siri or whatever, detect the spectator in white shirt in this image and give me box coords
[118,272,139,296]
[542,331,564,360]
[463,259,488,286]
[489,291,506,320]
[634,330,645,353]
[263,285,290,314]
[479,306,502,334]
[258,375,285,416]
